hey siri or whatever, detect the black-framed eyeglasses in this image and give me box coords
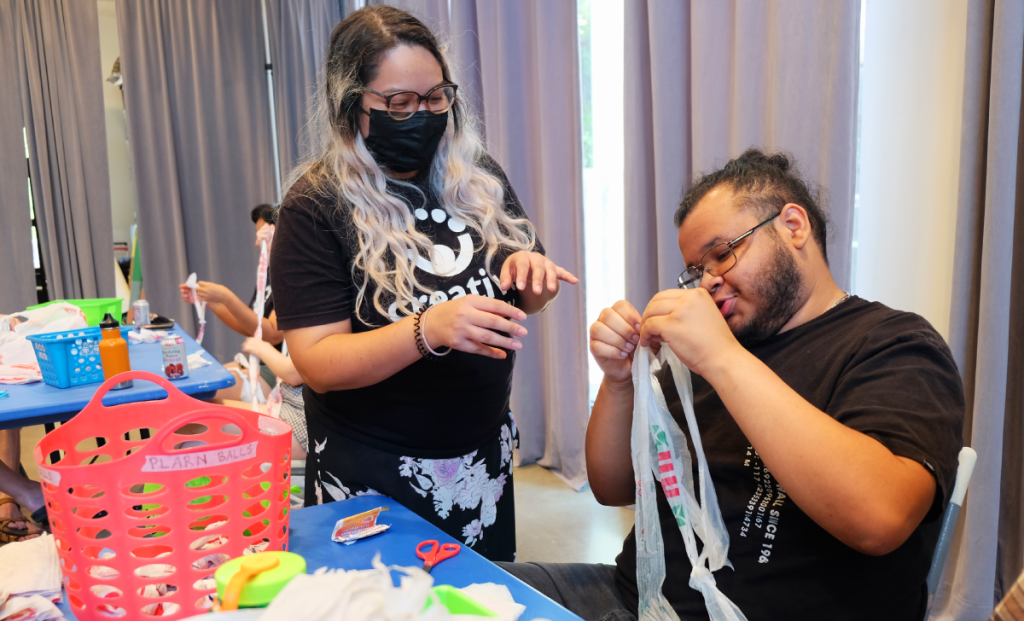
[677,213,780,289]
[361,83,458,121]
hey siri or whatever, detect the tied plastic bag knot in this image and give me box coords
[631,345,748,621]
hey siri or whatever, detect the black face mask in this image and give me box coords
[363,108,448,174]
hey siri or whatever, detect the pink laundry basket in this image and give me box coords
[34,371,293,620]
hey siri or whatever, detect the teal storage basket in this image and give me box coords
[27,326,132,389]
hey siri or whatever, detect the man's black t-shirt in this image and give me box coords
[615,297,964,621]
[270,158,542,457]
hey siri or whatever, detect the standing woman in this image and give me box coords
[270,6,577,562]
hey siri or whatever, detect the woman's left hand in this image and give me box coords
[499,251,579,295]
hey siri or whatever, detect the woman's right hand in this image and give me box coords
[589,301,643,386]
[422,295,528,359]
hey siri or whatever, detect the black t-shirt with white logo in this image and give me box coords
[270,158,542,457]
[614,297,965,621]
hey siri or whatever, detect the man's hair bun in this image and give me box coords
[733,149,790,172]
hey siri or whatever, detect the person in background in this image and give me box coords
[179,204,281,401]
[240,336,307,459]
[501,150,964,621]
[235,210,307,463]
[270,6,578,562]
[0,446,46,544]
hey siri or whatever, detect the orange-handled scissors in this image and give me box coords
[416,539,460,573]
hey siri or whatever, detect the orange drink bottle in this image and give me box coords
[98,313,133,390]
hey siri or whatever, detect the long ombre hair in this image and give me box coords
[285,6,536,324]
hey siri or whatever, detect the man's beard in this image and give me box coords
[732,238,804,348]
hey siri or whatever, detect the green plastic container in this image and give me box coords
[215,552,307,609]
[28,298,123,326]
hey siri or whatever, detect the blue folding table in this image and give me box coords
[54,496,581,620]
[0,325,235,430]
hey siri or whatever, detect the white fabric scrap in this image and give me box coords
[187,350,212,370]
[0,533,62,602]
[260,555,511,621]
[127,328,168,344]
[185,273,207,345]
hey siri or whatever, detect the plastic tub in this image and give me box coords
[28,298,123,326]
[27,325,132,389]
[35,372,293,620]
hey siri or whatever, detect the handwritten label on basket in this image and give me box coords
[141,442,259,472]
[38,466,61,486]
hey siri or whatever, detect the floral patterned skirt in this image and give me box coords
[304,412,519,562]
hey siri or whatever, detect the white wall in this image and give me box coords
[97,0,137,251]
[854,0,969,339]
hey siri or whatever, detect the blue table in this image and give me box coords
[287,497,580,620]
[55,496,580,620]
[0,325,235,430]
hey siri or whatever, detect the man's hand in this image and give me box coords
[589,301,642,386]
[499,251,578,295]
[639,288,742,377]
[194,282,231,305]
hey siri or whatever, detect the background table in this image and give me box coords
[54,496,581,621]
[0,325,235,430]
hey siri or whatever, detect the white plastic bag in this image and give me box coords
[248,239,270,411]
[184,273,207,345]
[631,345,747,621]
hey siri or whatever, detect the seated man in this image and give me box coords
[179,204,283,401]
[501,150,964,621]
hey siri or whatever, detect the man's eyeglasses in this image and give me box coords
[677,213,780,289]
[361,83,458,121]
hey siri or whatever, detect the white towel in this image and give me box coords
[0,533,62,601]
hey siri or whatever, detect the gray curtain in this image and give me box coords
[4,0,114,304]
[266,0,343,178]
[624,0,860,308]
[368,0,591,490]
[116,0,277,362]
[931,1,1024,619]
[0,1,37,312]
[452,0,589,490]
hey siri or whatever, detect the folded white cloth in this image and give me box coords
[0,533,62,602]
[0,594,64,620]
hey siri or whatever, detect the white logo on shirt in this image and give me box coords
[409,208,474,277]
